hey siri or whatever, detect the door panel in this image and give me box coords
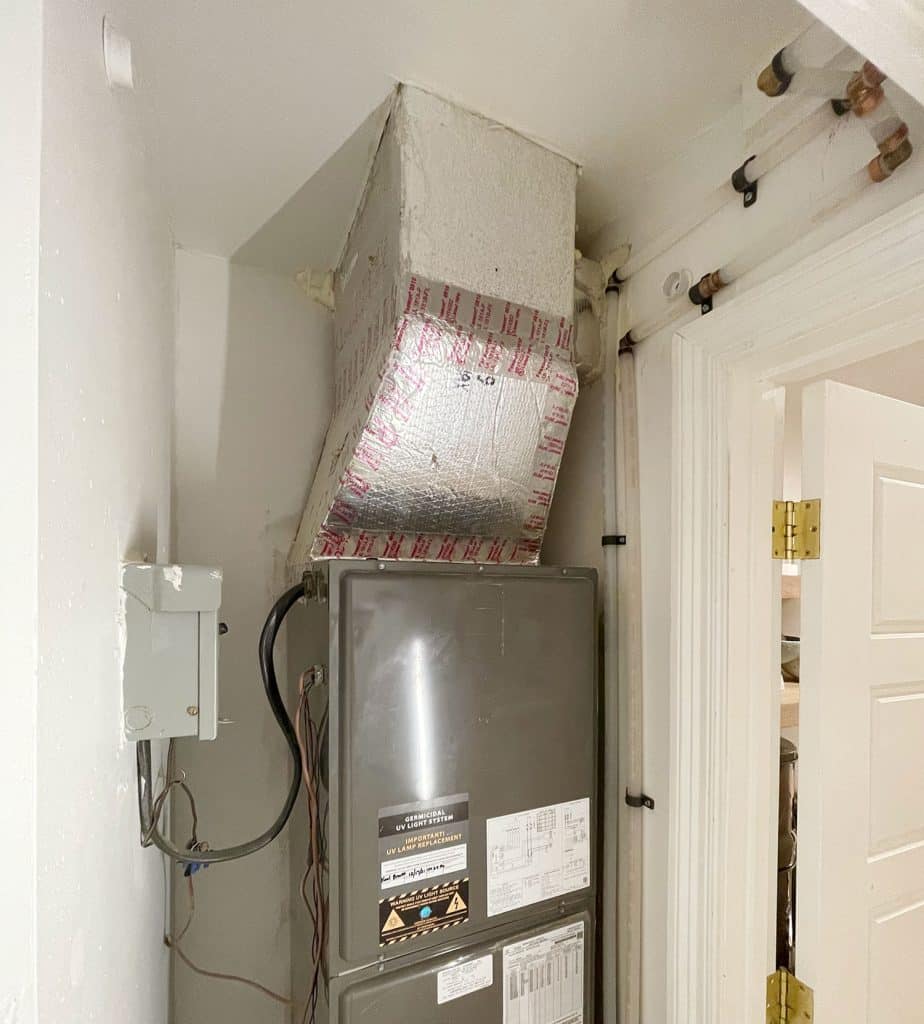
[799,380,924,1023]
[872,469,924,631]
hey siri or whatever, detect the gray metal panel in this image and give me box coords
[326,561,597,973]
[333,908,595,1024]
[285,596,333,1012]
[120,563,222,741]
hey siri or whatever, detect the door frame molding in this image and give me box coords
[665,191,924,1023]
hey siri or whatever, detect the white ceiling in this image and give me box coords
[798,339,924,407]
[133,0,813,272]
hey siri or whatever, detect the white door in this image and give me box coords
[798,379,924,1022]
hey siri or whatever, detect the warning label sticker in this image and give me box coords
[379,878,470,946]
[379,793,469,893]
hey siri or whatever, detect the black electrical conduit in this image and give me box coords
[136,581,306,865]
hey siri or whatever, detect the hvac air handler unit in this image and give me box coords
[288,559,598,1024]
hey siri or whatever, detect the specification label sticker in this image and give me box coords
[379,793,469,893]
[437,954,494,1004]
[379,878,469,946]
[486,798,590,917]
[502,921,584,1024]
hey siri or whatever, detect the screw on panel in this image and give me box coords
[378,562,386,570]
[186,705,199,717]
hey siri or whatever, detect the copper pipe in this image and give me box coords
[846,61,887,116]
[868,137,914,182]
[878,123,909,157]
[688,270,727,306]
[758,50,794,98]
[861,60,887,89]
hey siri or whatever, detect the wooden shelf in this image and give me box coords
[781,682,800,729]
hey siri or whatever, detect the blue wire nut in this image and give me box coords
[183,839,211,877]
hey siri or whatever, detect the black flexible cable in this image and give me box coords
[138,580,307,864]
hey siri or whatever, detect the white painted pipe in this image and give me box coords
[601,292,621,1024]
[778,32,818,73]
[625,161,877,346]
[720,166,871,281]
[625,294,691,345]
[787,66,853,99]
[862,95,905,147]
[745,105,835,182]
[619,105,838,281]
[614,333,645,1024]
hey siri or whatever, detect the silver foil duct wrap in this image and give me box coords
[291,274,577,566]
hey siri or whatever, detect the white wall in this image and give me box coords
[543,378,606,578]
[171,249,332,1024]
[575,72,924,1024]
[34,1,176,1021]
[0,2,41,1021]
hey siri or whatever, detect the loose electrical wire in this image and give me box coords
[166,869,298,1008]
[145,675,330,1019]
[136,581,330,1016]
[151,760,299,1008]
[136,581,307,865]
[295,667,328,1024]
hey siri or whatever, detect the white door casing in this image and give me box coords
[665,192,924,1024]
[799,380,924,1022]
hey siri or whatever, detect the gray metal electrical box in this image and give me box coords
[120,563,222,741]
[287,560,597,1024]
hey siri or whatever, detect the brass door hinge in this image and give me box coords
[772,499,821,561]
[767,969,814,1023]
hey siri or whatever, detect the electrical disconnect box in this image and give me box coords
[288,560,598,1024]
[120,563,222,741]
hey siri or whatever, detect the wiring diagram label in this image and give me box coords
[379,793,469,893]
[437,954,494,1004]
[486,798,590,917]
[502,921,584,1024]
[379,878,469,946]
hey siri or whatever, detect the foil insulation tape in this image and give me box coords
[295,275,577,566]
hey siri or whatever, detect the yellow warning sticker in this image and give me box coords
[378,878,469,946]
[382,909,405,933]
[446,892,467,914]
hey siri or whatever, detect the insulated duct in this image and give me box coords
[289,87,579,569]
